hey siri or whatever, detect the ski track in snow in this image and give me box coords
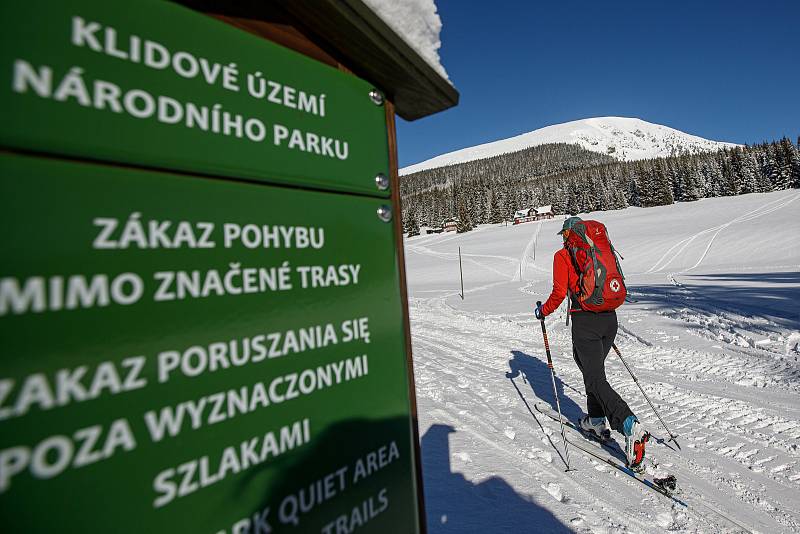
[407,190,800,533]
[642,192,800,275]
[514,220,545,282]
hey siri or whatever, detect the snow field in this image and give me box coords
[405,189,800,533]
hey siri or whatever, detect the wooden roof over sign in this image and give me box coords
[277,0,459,121]
[178,0,459,121]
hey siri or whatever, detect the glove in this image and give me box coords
[534,302,544,320]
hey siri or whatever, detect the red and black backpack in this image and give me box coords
[564,220,626,312]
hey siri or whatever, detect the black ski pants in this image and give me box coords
[571,311,634,434]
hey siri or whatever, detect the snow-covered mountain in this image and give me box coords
[401,117,740,175]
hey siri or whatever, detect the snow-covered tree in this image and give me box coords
[488,190,504,223]
[457,199,472,233]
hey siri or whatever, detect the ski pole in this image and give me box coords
[537,301,574,471]
[612,343,681,449]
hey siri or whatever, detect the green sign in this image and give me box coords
[0,153,420,533]
[0,0,389,197]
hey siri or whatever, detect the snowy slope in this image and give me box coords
[405,190,800,533]
[401,117,740,174]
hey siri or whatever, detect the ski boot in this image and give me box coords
[579,415,611,442]
[623,416,649,472]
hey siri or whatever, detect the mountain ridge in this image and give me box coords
[401,117,740,174]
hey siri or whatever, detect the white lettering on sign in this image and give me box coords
[0,357,146,421]
[222,223,325,250]
[246,72,326,116]
[91,216,328,251]
[70,16,328,118]
[273,124,349,160]
[92,214,215,249]
[352,441,400,484]
[320,489,389,534]
[152,418,311,508]
[144,355,368,442]
[71,16,241,92]
[277,465,349,527]
[156,322,344,383]
[0,266,369,316]
[12,60,268,143]
[0,273,143,316]
[0,418,136,493]
[341,317,371,344]
[152,262,293,302]
[295,264,361,289]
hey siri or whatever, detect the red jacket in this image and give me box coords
[541,248,581,316]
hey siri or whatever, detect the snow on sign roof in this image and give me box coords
[275,0,457,120]
[362,0,450,82]
[537,205,552,213]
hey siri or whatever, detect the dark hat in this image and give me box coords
[557,216,582,235]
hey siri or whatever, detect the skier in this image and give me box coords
[535,216,648,469]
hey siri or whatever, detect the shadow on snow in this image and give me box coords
[629,271,800,329]
[507,350,585,421]
[421,423,571,533]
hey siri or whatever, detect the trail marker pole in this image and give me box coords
[459,246,464,300]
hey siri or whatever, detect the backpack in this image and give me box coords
[564,220,626,312]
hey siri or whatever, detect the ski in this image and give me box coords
[563,434,753,532]
[534,403,684,504]
[534,402,630,462]
[563,434,687,505]
[534,403,754,532]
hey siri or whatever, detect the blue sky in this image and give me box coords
[396,0,799,168]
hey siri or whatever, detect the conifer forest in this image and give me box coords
[400,137,800,234]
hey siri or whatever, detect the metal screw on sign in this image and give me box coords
[369,89,384,106]
[377,205,392,223]
[375,173,390,191]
